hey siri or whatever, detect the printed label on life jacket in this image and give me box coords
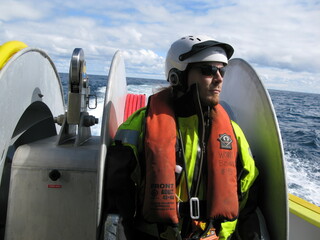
[151,183,175,200]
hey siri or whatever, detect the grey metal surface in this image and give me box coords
[1,46,101,239]
[289,211,320,240]
[5,136,99,240]
[0,48,65,187]
[57,48,98,146]
[67,48,88,125]
[220,58,288,239]
[97,51,127,228]
[69,48,85,86]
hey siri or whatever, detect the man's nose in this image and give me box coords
[212,72,223,83]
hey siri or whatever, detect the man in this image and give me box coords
[104,35,262,240]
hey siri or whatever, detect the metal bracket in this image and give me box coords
[57,48,98,146]
[87,94,97,109]
[190,197,200,220]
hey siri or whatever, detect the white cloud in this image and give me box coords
[0,0,319,93]
[0,0,47,21]
[122,49,164,78]
[255,64,320,94]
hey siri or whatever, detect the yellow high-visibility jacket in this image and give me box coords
[112,105,258,240]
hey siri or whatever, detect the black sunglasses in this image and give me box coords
[195,65,227,77]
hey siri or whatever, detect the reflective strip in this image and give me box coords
[115,129,140,146]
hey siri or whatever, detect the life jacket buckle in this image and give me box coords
[190,197,200,219]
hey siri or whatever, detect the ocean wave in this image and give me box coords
[285,151,320,206]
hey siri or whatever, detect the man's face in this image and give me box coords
[187,61,225,107]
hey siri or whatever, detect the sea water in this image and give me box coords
[60,73,320,207]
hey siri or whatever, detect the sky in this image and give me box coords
[1,0,320,94]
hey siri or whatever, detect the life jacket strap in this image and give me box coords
[178,200,207,220]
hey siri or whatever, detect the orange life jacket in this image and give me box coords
[142,89,238,224]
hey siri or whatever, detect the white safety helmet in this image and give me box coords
[165,35,234,88]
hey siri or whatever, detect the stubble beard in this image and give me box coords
[201,94,220,107]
